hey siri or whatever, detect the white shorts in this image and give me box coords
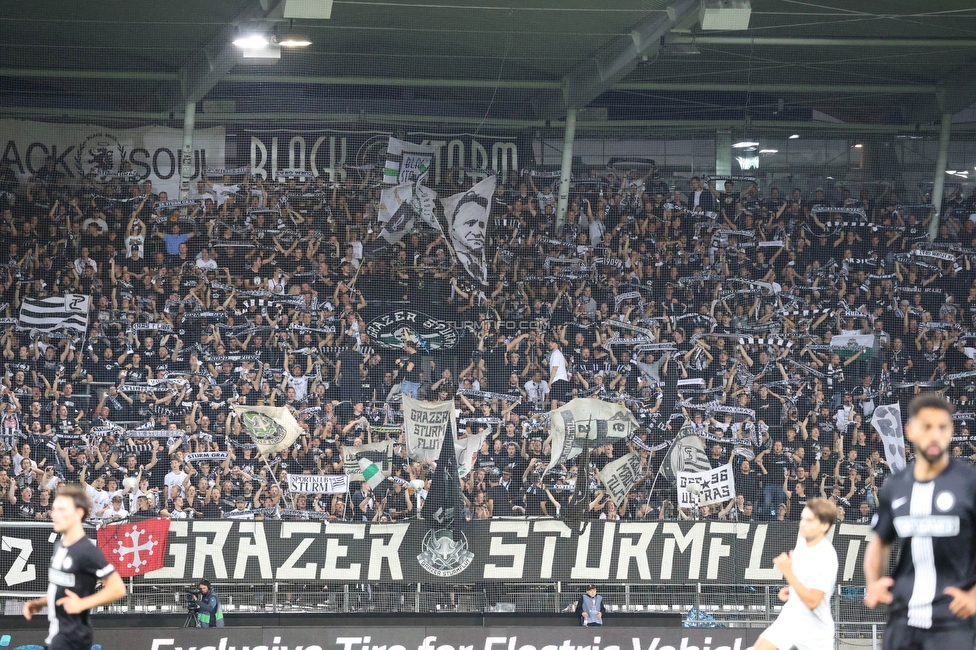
[759,618,833,650]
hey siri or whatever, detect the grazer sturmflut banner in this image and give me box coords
[0,520,873,594]
[0,119,226,196]
[0,626,763,650]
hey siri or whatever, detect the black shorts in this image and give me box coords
[550,379,570,401]
[883,618,976,650]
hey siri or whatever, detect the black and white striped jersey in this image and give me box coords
[872,458,976,630]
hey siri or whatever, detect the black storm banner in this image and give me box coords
[0,520,873,595]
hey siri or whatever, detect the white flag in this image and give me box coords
[384,137,435,185]
[19,293,90,332]
[455,429,487,478]
[599,452,644,506]
[545,397,640,474]
[442,175,496,286]
[287,474,350,494]
[664,418,712,483]
[677,463,736,507]
[402,395,457,462]
[871,403,907,473]
[342,440,394,479]
[233,405,303,456]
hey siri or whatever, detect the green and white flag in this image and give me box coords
[358,457,386,490]
[232,405,303,456]
[384,137,435,185]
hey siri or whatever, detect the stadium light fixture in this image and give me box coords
[852,143,863,148]
[276,34,312,47]
[788,134,800,139]
[732,141,760,148]
[759,149,778,154]
[233,34,270,49]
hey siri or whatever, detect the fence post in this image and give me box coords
[872,623,878,650]
[625,584,630,610]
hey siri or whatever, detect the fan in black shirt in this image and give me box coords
[865,394,976,649]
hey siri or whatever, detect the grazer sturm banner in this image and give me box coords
[403,395,457,462]
[0,520,876,595]
[0,626,763,650]
[0,119,226,196]
[676,463,736,508]
[244,131,522,185]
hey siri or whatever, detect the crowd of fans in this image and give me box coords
[0,153,975,528]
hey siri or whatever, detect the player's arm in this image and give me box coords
[774,552,827,610]
[22,595,49,619]
[56,570,126,615]
[864,481,897,608]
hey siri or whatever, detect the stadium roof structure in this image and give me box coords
[3,0,976,134]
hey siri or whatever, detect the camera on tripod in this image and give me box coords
[184,586,203,611]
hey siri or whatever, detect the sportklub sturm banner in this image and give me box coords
[0,520,873,594]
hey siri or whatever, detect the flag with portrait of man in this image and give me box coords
[441,175,496,286]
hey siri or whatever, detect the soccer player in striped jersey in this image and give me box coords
[865,393,976,649]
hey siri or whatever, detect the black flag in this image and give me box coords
[423,423,465,528]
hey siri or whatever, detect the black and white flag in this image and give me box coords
[342,440,394,480]
[677,462,736,507]
[871,403,906,473]
[663,418,712,483]
[544,398,640,474]
[384,137,435,185]
[287,474,350,494]
[19,294,90,333]
[442,175,496,286]
[598,452,644,506]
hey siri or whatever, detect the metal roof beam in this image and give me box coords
[0,70,938,96]
[671,36,976,48]
[4,106,976,135]
[539,0,698,117]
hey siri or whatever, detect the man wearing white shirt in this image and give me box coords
[82,472,112,515]
[189,180,217,204]
[834,393,856,433]
[523,370,549,410]
[756,498,839,650]
[196,249,218,271]
[164,458,189,498]
[548,338,569,410]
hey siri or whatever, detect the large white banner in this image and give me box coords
[442,175,496,286]
[402,395,457,462]
[0,119,225,197]
[545,398,640,474]
[287,474,350,494]
[871,403,907,473]
[677,463,736,508]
